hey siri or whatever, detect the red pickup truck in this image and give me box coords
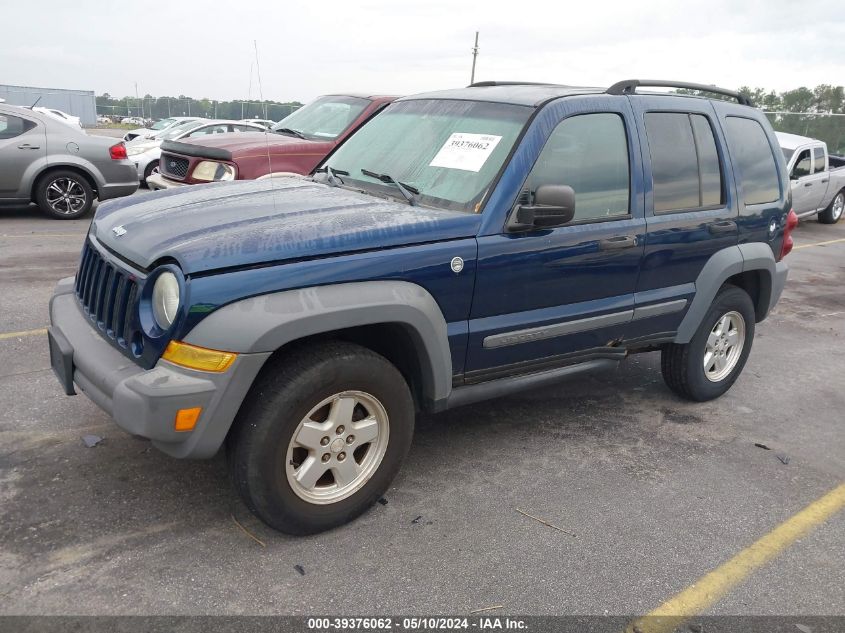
[146,94,397,189]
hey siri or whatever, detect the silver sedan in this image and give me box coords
[0,104,138,219]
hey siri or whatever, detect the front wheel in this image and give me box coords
[228,341,415,535]
[142,160,160,186]
[661,285,756,401]
[818,191,844,225]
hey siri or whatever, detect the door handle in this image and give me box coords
[708,220,737,234]
[17,144,40,149]
[804,182,813,187]
[821,179,829,184]
[599,235,638,250]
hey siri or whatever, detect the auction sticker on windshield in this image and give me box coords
[429,133,502,172]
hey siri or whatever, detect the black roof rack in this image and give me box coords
[468,81,559,88]
[606,79,753,107]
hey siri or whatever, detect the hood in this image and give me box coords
[171,131,327,158]
[91,179,481,275]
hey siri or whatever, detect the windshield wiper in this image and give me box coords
[313,165,348,187]
[360,169,419,205]
[274,127,307,140]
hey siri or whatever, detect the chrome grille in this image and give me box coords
[75,240,138,347]
[160,153,189,179]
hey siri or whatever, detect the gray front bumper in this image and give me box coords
[49,278,269,458]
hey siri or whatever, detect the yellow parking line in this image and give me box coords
[793,237,845,250]
[0,327,48,340]
[629,482,845,633]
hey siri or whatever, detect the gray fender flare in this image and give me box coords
[184,280,453,404]
[674,243,780,343]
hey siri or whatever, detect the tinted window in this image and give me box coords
[0,114,35,140]
[691,114,723,206]
[792,149,811,178]
[525,113,630,221]
[813,146,826,173]
[725,117,780,205]
[645,112,724,212]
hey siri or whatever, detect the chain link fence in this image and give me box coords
[96,99,301,123]
[764,112,845,155]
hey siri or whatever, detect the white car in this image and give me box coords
[123,116,201,143]
[126,119,266,184]
[33,107,82,128]
[121,116,146,127]
[241,118,275,129]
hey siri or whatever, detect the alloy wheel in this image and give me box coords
[285,390,390,504]
[45,178,87,215]
[704,310,746,382]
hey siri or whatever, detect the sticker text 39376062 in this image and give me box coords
[429,133,503,172]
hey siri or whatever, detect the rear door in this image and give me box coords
[0,110,45,199]
[626,96,737,340]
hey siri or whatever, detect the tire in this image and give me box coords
[661,285,756,402]
[142,160,159,186]
[35,170,94,220]
[228,341,415,535]
[818,190,844,225]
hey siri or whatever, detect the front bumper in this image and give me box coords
[146,173,188,191]
[48,277,269,458]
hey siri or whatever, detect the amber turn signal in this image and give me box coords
[174,407,202,432]
[162,340,237,372]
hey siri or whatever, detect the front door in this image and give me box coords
[0,110,45,199]
[466,101,645,379]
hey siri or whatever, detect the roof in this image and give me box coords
[775,131,823,150]
[398,84,604,107]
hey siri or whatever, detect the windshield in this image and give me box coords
[323,99,531,212]
[271,96,370,140]
[157,120,206,140]
[150,117,176,130]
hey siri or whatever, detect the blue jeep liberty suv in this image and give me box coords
[48,80,796,534]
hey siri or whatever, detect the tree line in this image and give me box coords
[678,84,845,153]
[96,93,304,123]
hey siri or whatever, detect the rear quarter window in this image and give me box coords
[724,117,780,205]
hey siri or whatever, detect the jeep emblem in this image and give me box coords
[112,225,127,237]
[450,256,464,273]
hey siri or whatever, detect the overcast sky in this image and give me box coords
[1,0,843,103]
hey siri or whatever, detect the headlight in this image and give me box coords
[192,161,236,182]
[151,271,180,330]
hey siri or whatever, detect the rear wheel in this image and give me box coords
[818,191,844,224]
[661,285,755,401]
[35,170,94,220]
[228,341,415,534]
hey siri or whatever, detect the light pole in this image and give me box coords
[470,31,479,85]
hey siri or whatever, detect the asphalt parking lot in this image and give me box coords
[0,194,843,616]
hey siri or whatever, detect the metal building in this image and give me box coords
[0,84,97,126]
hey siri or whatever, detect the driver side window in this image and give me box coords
[523,113,630,222]
[792,149,811,179]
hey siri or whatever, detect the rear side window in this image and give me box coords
[525,112,630,221]
[0,114,35,140]
[813,146,826,173]
[645,112,724,212]
[724,117,780,205]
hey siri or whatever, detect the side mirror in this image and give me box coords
[510,185,576,230]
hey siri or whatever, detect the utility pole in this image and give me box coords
[470,31,479,85]
[167,97,171,117]
[135,82,144,120]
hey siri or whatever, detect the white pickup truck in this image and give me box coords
[777,132,845,225]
